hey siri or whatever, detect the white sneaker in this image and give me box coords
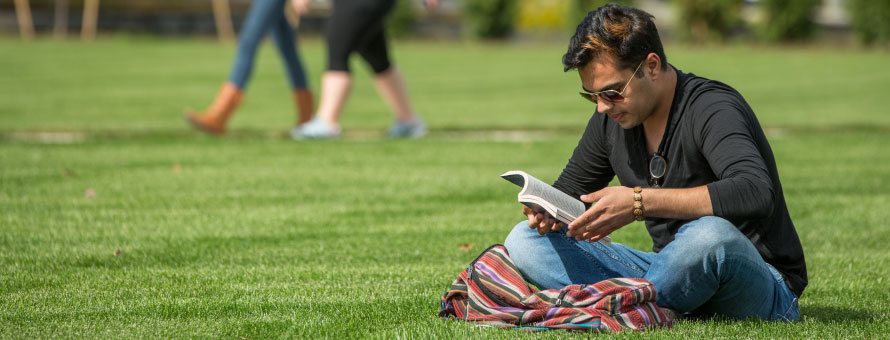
[291,118,341,140]
[388,118,427,139]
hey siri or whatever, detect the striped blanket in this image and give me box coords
[439,245,674,331]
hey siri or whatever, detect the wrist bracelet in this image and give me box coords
[632,186,644,221]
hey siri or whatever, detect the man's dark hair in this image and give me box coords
[563,4,667,72]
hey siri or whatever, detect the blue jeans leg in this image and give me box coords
[504,220,653,289]
[229,0,308,90]
[647,217,800,320]
[271,7,308,89]
[503,217,800,321]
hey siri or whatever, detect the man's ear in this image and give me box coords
[645,52,662,80]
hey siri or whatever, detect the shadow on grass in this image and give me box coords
[801,305,877,323]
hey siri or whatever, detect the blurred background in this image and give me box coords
[2,0,887,45]
[1,0,888,135]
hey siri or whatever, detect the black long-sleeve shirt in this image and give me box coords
[553,68,807,297]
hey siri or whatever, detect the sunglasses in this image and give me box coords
[649,153,667,188]
[579,61,644,104]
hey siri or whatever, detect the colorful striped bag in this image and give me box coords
[439,245,674,331]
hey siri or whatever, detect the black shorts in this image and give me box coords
[326,0,395,74]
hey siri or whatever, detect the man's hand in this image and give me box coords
[523,205,564,235]
[567,186,636,242]
[424,0,440,10]
[290,0,311,14]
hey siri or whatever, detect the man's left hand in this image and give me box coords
[567,186,636,242]
[291,0,311,14]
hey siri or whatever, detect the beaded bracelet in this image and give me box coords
[632,186,644,221]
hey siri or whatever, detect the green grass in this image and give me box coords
[3,37,889,132]
[1,37,890,338]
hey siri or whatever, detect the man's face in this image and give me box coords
[578,55,653,129]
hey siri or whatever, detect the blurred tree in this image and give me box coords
[760,0,820,42]
[463,0,519,39]
[388,0,418,38]
[849,0,890,46]
[676,0,742,43]
[567,0,634,33]
[517,0,565,32]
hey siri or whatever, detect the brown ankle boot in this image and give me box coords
[294,89,314,125]
[185,83,244,135]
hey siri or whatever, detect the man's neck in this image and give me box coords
[642,66,677,154]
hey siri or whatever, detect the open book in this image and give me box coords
[501,170,611,244]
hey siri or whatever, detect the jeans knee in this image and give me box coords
[504,220,536,254]
[682,217,746,248]
[505,220,556,272]
[667,217,750,266]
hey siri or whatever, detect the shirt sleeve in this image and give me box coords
[553,114,615,200]
[695,94,776,221]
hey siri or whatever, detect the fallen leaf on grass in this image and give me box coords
[113,249,122,257]
[458,243,474,252]
[62,169,76,177]
[84,188,96,199]
[171,164,182,173]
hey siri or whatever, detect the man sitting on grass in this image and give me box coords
[504,4,806,320]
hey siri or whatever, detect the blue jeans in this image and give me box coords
[504,216,800,321]
[229,0,308,90]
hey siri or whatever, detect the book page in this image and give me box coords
[523,175,585,222]
[502,170,611,245]
[502,171,585,223]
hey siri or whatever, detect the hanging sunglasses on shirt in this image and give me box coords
[579,61,644,104]
[649,153,667,188]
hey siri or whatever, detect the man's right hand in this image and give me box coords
[524,206,565,235]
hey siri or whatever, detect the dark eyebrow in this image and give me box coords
[594,81,623,93]
[581,80,622,94]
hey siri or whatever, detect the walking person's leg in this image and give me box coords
[186,0,283,134]
[291,0,366,139]
[295,0,425,139]
[270,3,313,125]
[357,22,426,138]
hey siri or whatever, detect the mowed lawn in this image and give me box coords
[1,37,889,338]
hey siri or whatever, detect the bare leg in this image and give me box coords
[314,71,352,127]
[373,68,418,122]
